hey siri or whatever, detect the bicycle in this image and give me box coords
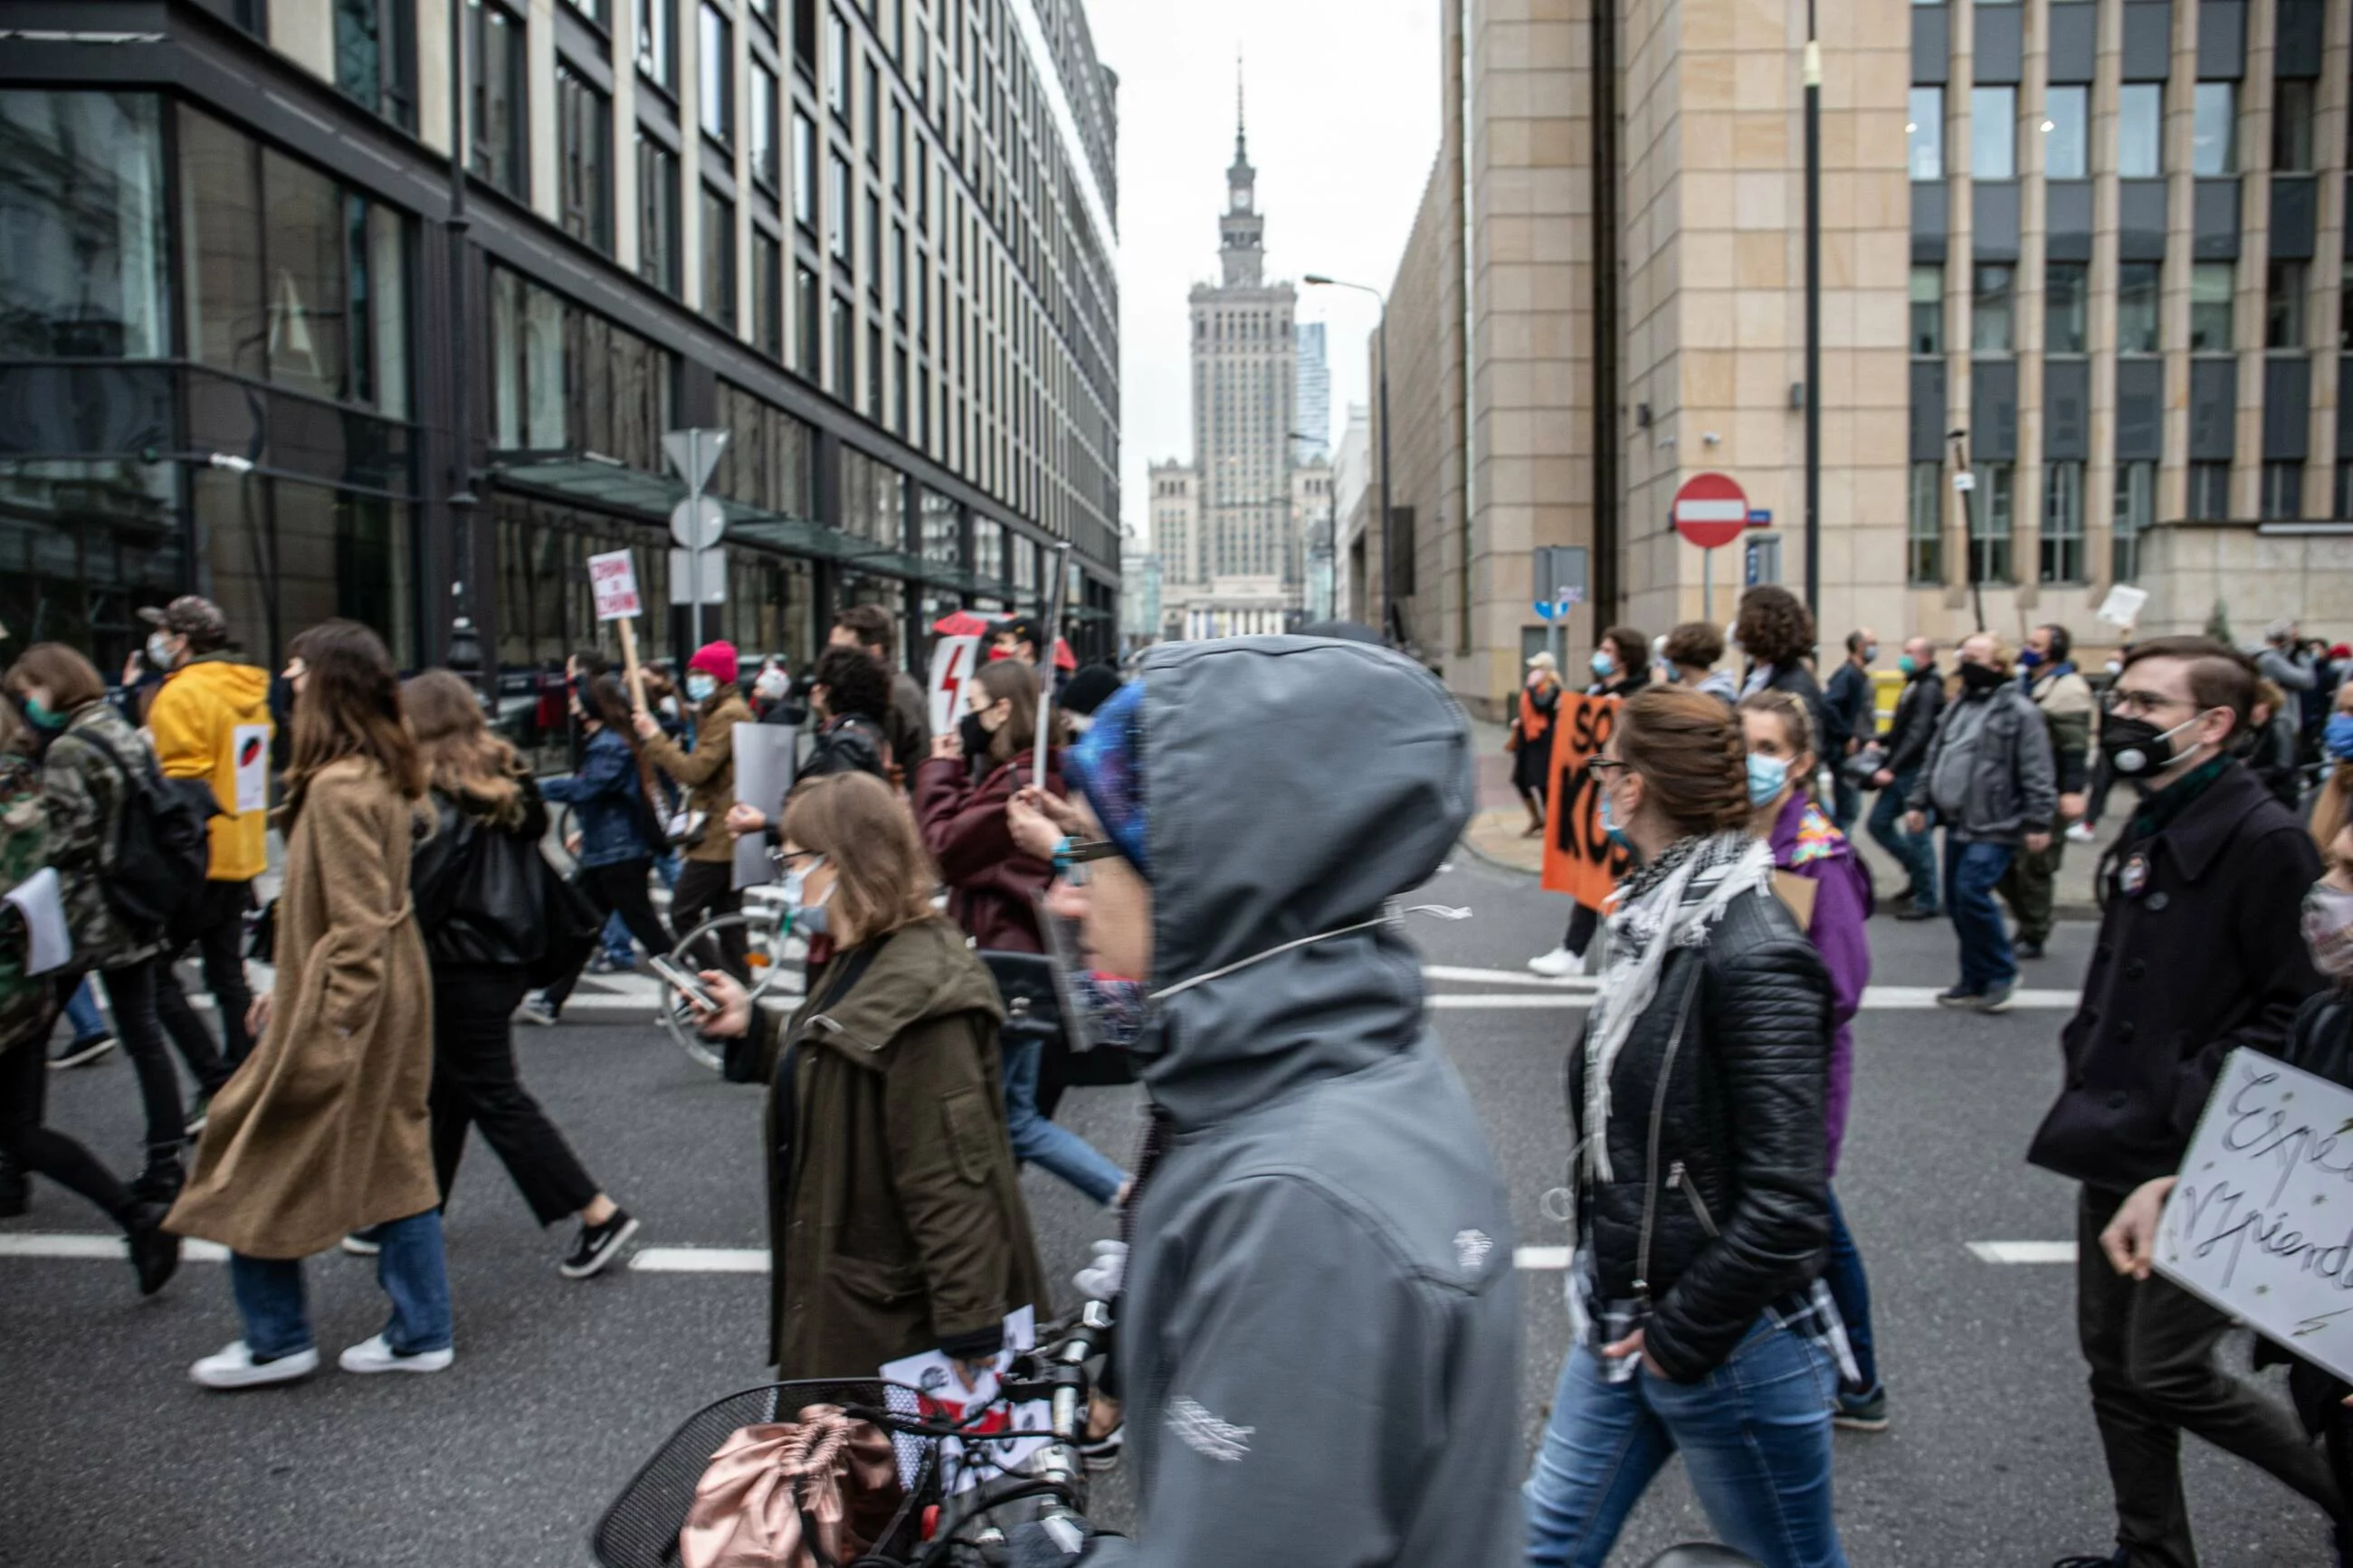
[594,1300,1112,1568]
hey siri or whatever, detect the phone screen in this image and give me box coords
[649,955,717,1012]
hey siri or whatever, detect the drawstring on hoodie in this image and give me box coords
[1147,900,1472,1003]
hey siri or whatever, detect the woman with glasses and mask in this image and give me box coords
[1527,686,1848,1568]
[684,771,1044,1383]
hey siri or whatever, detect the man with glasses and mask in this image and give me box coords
[2029,636,2339,1568]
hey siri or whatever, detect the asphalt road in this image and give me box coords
[0,855,2334,1566]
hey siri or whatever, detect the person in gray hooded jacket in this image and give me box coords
[1030,636,1521,1568]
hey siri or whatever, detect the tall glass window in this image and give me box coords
[829,152,853,260]
[2046,262,2088,354]
[557,66,612,253]
[636,135,680,295]
[2188,461,2231,518]
[1971,87,2016,180]
[830,292,853,399]
[2118,84,2163,178]
[488,266,674,467]
[793,111,816,230]
[1973,265,2015,353]
[1908,461,1943,584]
[2190,262,2234,352]
[468,0,528,197]
[2041,461,2085,583]
[2113,460,2154,580]
[1910,264,1943,355]
[1908,87,1943,180]
[2043,86,2087,179]
[752,228,782,358]
[750,63,779,188]
[2263,461,2303,519]
[699,5,733,144]
[2268,261,2307,348]
[1968,463,2015,584]
[827,9,851,117]
[0,91,168,358]
[638,0,677,89]
[701,186,735,330]
[2193,81,2236,175]
[2275,79,2316,172]
[2117,261,2161,353]
[335,0,417,131]
[795,262,819,378]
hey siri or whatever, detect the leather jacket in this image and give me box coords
[1565,885,1834,1380]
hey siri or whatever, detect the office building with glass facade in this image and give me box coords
[0,0,1119,755]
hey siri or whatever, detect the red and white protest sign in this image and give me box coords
[587,549,642,622]
[927,635,982,737]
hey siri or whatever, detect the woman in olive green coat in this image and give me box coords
[695,771,1046,1382]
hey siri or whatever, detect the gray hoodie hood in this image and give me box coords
[1133,635,1472,1131]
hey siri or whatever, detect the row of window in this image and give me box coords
[1906,80,2281,183]
[1910,258,2336,356]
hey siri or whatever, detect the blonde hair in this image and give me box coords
[779,772,941,944]
[1738,689,1820,799]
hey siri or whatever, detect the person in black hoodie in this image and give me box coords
[401,672,638,1279]
[1733,586,1834,765]
[1867,637,1946,918]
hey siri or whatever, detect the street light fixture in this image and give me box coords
[1303,274,1396,646]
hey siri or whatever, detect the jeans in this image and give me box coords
[154,879,256,1094]
[228,1208,452,1361]
[1830,774,1862,834]
[1941,835,2017,993]
[62,977,107,1043]
[431,965,599,1225]
[1822,1187,1878,1395]
[97,957,185,1159]
[1001,1035,1126,1206]
[1864,774,1939,911]
[2075,1185,2341,1566]
[1525,1318,1848,1568]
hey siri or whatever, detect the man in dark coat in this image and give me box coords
[1869,636,1946,917]
[828,604,930,783]
[1822,627,1879,830]
[2029,635,2339,1568]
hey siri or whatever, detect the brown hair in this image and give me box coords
[584,673,665,820]
[2120,634,2258,739]
[5,643,108,713]
[403,670,526,821]
[833,603,899,660]
[1735,585,1815,667]
[778,772,939,944]
[1739,689,1819,798]
[282,620,424,820]
[1662,621,1726,669]
[1615,687,1751,836]
[1602,625,1649,670]
[973,658,1062,765]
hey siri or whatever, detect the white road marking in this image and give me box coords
[628,1246,772,1273]
[1967,1240,2080,1264]
[1513,1246,1571,1270]
[1422,965,1596,991]
[0,1233,228,1262]
[1424,986,2081,1012]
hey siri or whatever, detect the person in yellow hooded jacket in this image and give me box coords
[139,596,272,1117]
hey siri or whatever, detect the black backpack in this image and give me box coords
[73,727,218,937]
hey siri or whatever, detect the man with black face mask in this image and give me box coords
[1903,634,2056,1012]
[2029,636,2338,1568]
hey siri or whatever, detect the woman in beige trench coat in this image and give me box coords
[167,621,450,1390]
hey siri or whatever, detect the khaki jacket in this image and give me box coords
[168,759,437,1259]
[763,917,1047,1379]
[643,690,752,862]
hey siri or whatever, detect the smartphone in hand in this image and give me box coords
[649,954,718,1012]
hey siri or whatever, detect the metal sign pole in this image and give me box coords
[1035,541,1072,794]
[689,432,706,653]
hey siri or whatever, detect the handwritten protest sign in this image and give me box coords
[587,550,641,621]
[1539,693,1633,914]
[2155,1049,2353,1382]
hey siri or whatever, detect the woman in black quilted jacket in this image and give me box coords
[1525,687,1848,1568]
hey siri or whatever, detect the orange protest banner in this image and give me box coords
[1540,693,1634,913]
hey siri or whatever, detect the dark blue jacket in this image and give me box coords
[539,727,654,868]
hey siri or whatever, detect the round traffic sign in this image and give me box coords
[1672,472,1748,550]
[670,496,726,551]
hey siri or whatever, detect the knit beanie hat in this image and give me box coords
[688,641,739,685]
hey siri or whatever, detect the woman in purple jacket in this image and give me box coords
[1740,689,1885,1433]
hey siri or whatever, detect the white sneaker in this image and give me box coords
[338,1333,454,1375]
[1528,946,1586,979]
[190,1340,319,1390]
[2065,822,2097,844]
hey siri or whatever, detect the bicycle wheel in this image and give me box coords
[661,909,803,1073]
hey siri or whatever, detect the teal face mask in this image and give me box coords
[1897,655,1917,676]
[23,697,63,732]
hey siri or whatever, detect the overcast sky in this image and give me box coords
[1086,0,1443,541]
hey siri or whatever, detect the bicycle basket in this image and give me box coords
[593,1379,937,1568]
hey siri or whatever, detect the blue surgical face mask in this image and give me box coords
[1599,781,1632,853]
[685,672,719,703]
[783,858,833,936]
[2327,713,2353,761]
[1591,651,1615,679]
[1747,752,1791,807]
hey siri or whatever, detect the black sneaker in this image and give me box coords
[129,1147,186,1206]
[1975,983,2016,1014]
[1833,1383,1889,1432]
[1934,985,1981,1008]
[51,1031,116,1069]
[1894,904,1941,922]
[123,1202,182,1297]
[2015,939,2047,961]
[560,1209,640,1279]
[2050,1554,2127,1568]
[0,1153,26,1220]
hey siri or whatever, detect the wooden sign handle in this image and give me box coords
[618,619,649,714]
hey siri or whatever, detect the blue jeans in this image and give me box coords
[1823,1187,1877,1394]
[1865,774,1939,911]
[227,1209,452,1360]
[1525,1319,1848,1568]
[63,977,107,1042]
[1001,1035,1126,1207]
[1942,834,2017,993]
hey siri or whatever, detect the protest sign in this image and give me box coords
[587,550,641,620]
[729,723,795,890]
[1539,693,1633,914]
[928,634,982,739]
[2155,1049,2353,1383]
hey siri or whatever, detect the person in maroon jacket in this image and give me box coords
[912,658,1128,1207]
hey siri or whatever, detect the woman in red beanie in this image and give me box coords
[634,641,754,987]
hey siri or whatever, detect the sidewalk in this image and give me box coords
[1462,714,2111,919]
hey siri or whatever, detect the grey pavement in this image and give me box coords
[0,858,2332,1565]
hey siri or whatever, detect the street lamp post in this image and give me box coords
[1802,0,1822,622]
[1948,426,1987,632]
[1304,275,1394,646]
[446,0,482,684]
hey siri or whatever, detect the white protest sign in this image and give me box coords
[729,722,795,890]
[587,549,642,622]
[2097,583,2148,630]
[927,634,982,739]
[2155,1049,2353,1382]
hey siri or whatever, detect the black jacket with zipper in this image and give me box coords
[1566,884,1834,1381]
[1882,664,1947,776]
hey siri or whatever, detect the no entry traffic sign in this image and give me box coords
[1673,472,1748,550]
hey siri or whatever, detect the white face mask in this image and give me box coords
[783,858,834,936]
[146,632,176,670]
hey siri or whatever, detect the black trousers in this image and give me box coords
[2076,1184,2344,1565]
[542,859,675,1008]
[671,856,748,979]
[1559,901,1600,956]
[0,1023,131,1223]
[153,879,254,1095]
[431,965,599,1225]
[96,956,184,1158]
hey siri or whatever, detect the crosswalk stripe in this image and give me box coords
[1424,986,2081,1012]
[1967,1240,2079,1264]
[0,1233,229,1262]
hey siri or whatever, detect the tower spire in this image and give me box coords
[1235,50,1246,159]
